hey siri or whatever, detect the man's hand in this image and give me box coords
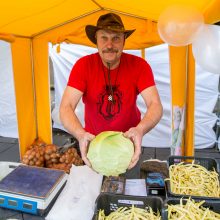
[78,131,95,167]
[124,127,143,169]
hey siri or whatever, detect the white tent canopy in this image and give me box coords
[49,43,218,149]
[0,41,18,138]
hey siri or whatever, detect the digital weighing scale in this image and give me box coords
[0,164,68,216]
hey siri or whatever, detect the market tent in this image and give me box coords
[0,0,219,157]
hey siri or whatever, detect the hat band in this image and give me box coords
[97,25,125,31]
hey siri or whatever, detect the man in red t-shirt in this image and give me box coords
[60,13,163,172]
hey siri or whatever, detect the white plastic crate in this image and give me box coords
[0,161,20,181]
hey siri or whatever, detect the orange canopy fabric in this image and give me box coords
[0,0,219,47]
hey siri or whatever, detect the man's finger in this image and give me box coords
[82,156,91,167]
[128,159,137,169]
[128,154,139,169]
[87,133,95,141]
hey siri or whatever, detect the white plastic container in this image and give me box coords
[0,161,20,181]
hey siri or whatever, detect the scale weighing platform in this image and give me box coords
[0,164,68,216]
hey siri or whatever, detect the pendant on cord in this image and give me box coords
[108,94,113,102]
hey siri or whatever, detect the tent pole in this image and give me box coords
[11,38,37,157]
[185,45,195,156]
[141,48,145,59]
[169,46,188,156]
[30,40,39,139]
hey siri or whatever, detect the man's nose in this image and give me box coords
[106,39,114,48]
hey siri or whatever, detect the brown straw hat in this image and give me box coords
[85,13,135,44]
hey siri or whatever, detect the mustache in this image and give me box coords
[102,48,118,53]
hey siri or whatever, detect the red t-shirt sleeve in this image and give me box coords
[67,57,87,93]
[136,59,155,93]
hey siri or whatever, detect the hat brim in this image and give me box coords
[85,25,135,45]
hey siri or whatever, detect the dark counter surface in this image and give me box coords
[0,129,219,220]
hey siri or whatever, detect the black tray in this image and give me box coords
[162,198,220,220]
[166,156,220,200]
[92,193,163,220]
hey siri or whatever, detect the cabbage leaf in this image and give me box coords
[87,131,134,176]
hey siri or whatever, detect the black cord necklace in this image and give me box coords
[102,61,120,104]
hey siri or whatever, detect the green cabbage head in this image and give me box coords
[87,131,134,176]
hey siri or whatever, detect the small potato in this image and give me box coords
[59,157,65,163]
[69,153,74,157]
[31,151,36,157]
[23,154,29,159]
[45,148,53,155]
[65,160,70,164]
[51,158,58,163]
[50,153,57,159]
[44,154,50,160]
[39,156,44,162]
[35,152,40,158]
[35,160,42,166]
[28,154,34,160]
[40,150,44,156]
[51,145,57,152]
[29,160,34,166]
[71,148,77,153]
[73,152,78,157]
[67,164,72,169]
[22,158,29,164]
[67,148,72,154]
[26,149,32,155]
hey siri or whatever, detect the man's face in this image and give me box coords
[96,29,125,67]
